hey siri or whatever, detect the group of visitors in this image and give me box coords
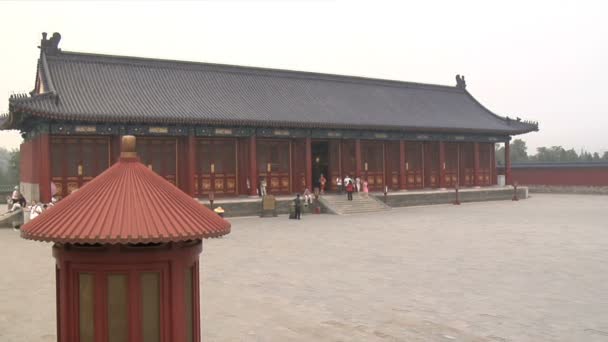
[8,186,26,211]
[7,185,58,224]
[342,175,369,201]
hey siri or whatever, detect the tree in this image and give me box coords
[603,151,608,161]
[510,139,528,163]
[495,144,505,165]
[8,149,19,183]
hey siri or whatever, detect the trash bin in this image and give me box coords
[288,201,296,219]
[497,175,506,187]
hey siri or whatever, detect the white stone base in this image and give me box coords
[20,182,39,203]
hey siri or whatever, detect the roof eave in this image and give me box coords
[9,106,531,136]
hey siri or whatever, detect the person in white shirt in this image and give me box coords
[343,175,352,189]
[260,178,267,196]
[355,176,361,192]
[30,201,43,220]
[336,176,343,194]
[302,188,313,205]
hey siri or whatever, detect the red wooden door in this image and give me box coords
[291,140,306,193]
[424,142,439,188]
[195,138,238,196]
[136,138,177,185]
[460,143,475,186]
[341,140,357,178]
[328,140,341,191]
[51,136,110,199]
[405,142,423,189]
[385,141,400,190]
[479,143,492,186]
[444,143,459,187]
[257,140,291,194]
[361,141,384,191]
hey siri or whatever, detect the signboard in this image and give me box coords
[75,126,97,133]
[262,195,276,210]
[149,127,168,134]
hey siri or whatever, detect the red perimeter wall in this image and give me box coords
[510,164,608,186]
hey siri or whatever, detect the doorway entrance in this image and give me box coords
[311,141,329,190]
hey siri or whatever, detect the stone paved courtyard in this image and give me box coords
[1,194,608,341]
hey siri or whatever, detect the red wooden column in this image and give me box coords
[39,133,52,203]
[399,140,406,189]
[490,143,496,185]
[439,141,446,188]
[505,140,511,185]
[249,136,258,196]
[305,137,312,190]
[111,135,122,163]
[187,135,196,197]
[337,140,343,179]
[473,142,480,186]
[355,139,362,177]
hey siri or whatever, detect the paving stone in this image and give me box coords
[0,194,606,341]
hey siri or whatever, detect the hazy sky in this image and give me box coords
[1,0,607,154]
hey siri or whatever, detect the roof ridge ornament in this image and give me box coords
[39,32,61,55]
[455,74,466,89]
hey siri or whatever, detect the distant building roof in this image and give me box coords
[20,136,231,244]
[2,33,538,135]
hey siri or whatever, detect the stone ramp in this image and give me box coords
[319,193,391,215]
[0,209,23,228]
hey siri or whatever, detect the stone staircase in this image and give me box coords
[319,193,391,215]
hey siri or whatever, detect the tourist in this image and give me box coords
[363,179,369,198]
[319,173,327,194]
[260,177,267,196]
[343,174,352,188]
[355,176,361,192]
[336,176,343,194]
[29,201,43,220]
[345,180,354,201]
[294,194,302,220]
[303,188,313,205]
[11,186,25,210]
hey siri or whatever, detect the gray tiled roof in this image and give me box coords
[6,50,537,134]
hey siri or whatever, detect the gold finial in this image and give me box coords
[121,135,137,158]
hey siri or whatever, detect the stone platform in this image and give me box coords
[199,186,527,217]
[377,185,528,208]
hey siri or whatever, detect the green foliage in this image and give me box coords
[494,140,606,164]
[0,147,19,185]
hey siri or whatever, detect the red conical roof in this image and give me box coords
[21,136,230,244]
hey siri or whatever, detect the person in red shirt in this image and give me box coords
[319,173,327,194]
[345,180,354,201]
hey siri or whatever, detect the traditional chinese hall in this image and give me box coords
[2,33,538,202]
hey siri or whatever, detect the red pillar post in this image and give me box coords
[505,140,511,185]
[439,141,446,188]
[473,142,480,187]
[111,135,122,164]
[39,133,52,203]
[249,135,258,196]
[305,137,312,190]
[355,139,362,178]
[491,143,497,185]
[187,135,196,197]
[399,140,406,190]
